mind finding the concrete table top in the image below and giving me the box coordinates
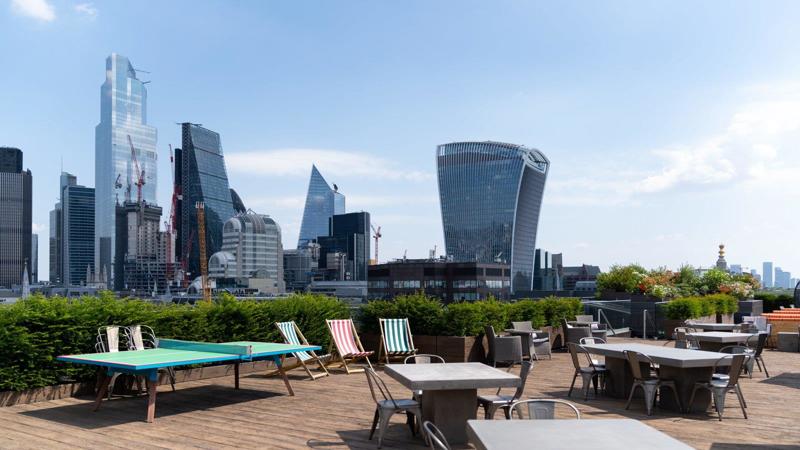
[466,419,693,450]
[384,362,520,391]
[687,332,755,343]
[689,323,738,331]
[580,343,732,368]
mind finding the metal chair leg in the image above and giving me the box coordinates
[368,408,379,440]
[568,371,578,397]
[735,385,748,418]
[687,385,699,414]
[625,383,639,410]
[376,409,392,448]
[712,387,726,421]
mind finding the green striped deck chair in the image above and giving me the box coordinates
[378,318,417,364]
[275,321,329,380]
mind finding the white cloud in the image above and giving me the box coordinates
[31,223,47,234]
[226,149,434,182]
[73,2,97,19]
[11,0,55,22]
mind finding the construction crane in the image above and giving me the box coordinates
[127,135,146,204]
[371,224,382,264]
[196,202,211,302]
[164,144,178,284]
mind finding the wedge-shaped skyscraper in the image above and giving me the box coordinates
[297,165,344,248]
[437,141,549,292]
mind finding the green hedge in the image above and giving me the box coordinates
[754,292,795,313]
[359,294,583,337]
[0,292,349,392]
[662,294,739,321]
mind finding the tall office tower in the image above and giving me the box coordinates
[114,201,168,293]
[95,53,158,285]
[62,182,95,286]
[437,141,549,293]
[317,212,370,281]
[208,212,285,293]
[774,267,790,289]
[297,165,345,248]
[763,262,773,288]
[175,123,235,281]
[0,148,32,288]
[30,234,38,283]
[48,172,77,284]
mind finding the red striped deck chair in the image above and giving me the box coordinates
[326,319,374,374]
[377,318,417,364]
[275,321,329,380]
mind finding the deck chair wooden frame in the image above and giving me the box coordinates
[273,321,330,380]
[377,318,418,364]
[326,319,374,374]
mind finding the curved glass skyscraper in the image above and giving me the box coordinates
[436,141,549,292]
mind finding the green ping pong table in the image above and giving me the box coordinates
[58,339,321,423]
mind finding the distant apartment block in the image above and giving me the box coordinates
[763,262,773,288]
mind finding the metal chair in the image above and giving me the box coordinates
[719,345,754,380]
[745,333,770,378]
[688,354,748,421]
[674,327,700,350]
[567,343,607,400]
[477,361,534,419]
[484,326,523,367]
[95,326,123,399]
[509,399,581,420]
[125,325,176,392]
[562,318,593,347]
[404,354,445,364]
[578,337,606,367]
[365,368,423,448]
[623,350,682,415]
[422,421,451,450]
[511,322,551,360]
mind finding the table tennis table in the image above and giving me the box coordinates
[58,339,321,423]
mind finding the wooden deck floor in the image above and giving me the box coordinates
[1,337,798,449]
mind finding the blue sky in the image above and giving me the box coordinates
[3,0,800,281]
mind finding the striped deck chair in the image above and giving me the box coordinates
[275,321,330,380]
[326,319,374,374]
[377,318,417,364]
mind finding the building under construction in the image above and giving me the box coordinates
[114,200,171,294]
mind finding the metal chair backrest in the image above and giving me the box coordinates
[624,350,654,381]
[423,421,451,450]
[567,343,593,370]
[714,354,746,387]
[364,368,398,408]
[575,315,594,323]
[747,333,767,357]
[96,326,121,353]
[509,361,533,400]
[484,325,497,361]
[511,321,534,331]
[125,325,158,350]
[510,399,581,420]
[404,354,445,364]
[579,337,606,345]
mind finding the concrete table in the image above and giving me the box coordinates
[687,332,755,351]
[384,363,519,444]
[689,323,738,332]
[581,343,732,412]
[466,419,693,450]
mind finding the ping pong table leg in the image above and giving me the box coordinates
[93,373,110,411]
[273,355,294,396]
[234,362,240,390]
[146,371,158,423]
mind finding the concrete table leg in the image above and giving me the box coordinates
[421,389,477,444]
[658,366,712,412]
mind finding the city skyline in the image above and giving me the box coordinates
[3,2,800,281]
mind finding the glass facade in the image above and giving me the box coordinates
[178,123,235,279]
[0,148,32,288]
[437,141,549,293]
[317,212,370,281]
[62,185,95,286]
[297,165,345,248]
[95,54,158,282]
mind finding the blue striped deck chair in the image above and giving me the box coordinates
[378,318,418,364]
[275,321,329,380]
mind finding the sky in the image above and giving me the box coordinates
[2,0,800,282]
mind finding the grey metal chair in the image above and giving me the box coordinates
[511,322,552,360]
[719,345,754,380]
[404,354,445,364]
[365,368,423,448]
[484,326,523,367]
[95,326,124,400]
[688,354,748,421]
[422,421,451,450]
[745,333,769,378]
[567,343,607,400]
[624,350,682,415]
[477,361,534,419]
[125,325,176,391]
[579,337,606,367]
[562,318,593,347]
[509,399,581,420]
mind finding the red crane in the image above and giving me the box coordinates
[127,135,146,204]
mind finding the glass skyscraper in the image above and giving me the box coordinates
[436,141,549,293]
[297,165,345,248]
[94,54,157,282]
[176,123,235,280]
[63,183,95,286]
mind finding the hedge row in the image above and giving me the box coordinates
[359,293,583,336]
[661,294,739,321]
[754,292,795,313]
[0,292,349,391]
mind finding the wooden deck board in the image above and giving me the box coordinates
[0,337,798,449]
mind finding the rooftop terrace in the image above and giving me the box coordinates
[0,337,798,449]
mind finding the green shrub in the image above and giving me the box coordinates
[507,300,546,329]
[755,292,795,313]
[538,296,583,327]
[596,264,647,293]
[663,298,702,320]
[0,293,349,392]
[662,294,738,321]
[359,293,445,336]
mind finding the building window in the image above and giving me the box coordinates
[486,279,505,289]
[369,280,388,289]
[393,280,421,289]
[424,279,446,288]
[453,279,484,288]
